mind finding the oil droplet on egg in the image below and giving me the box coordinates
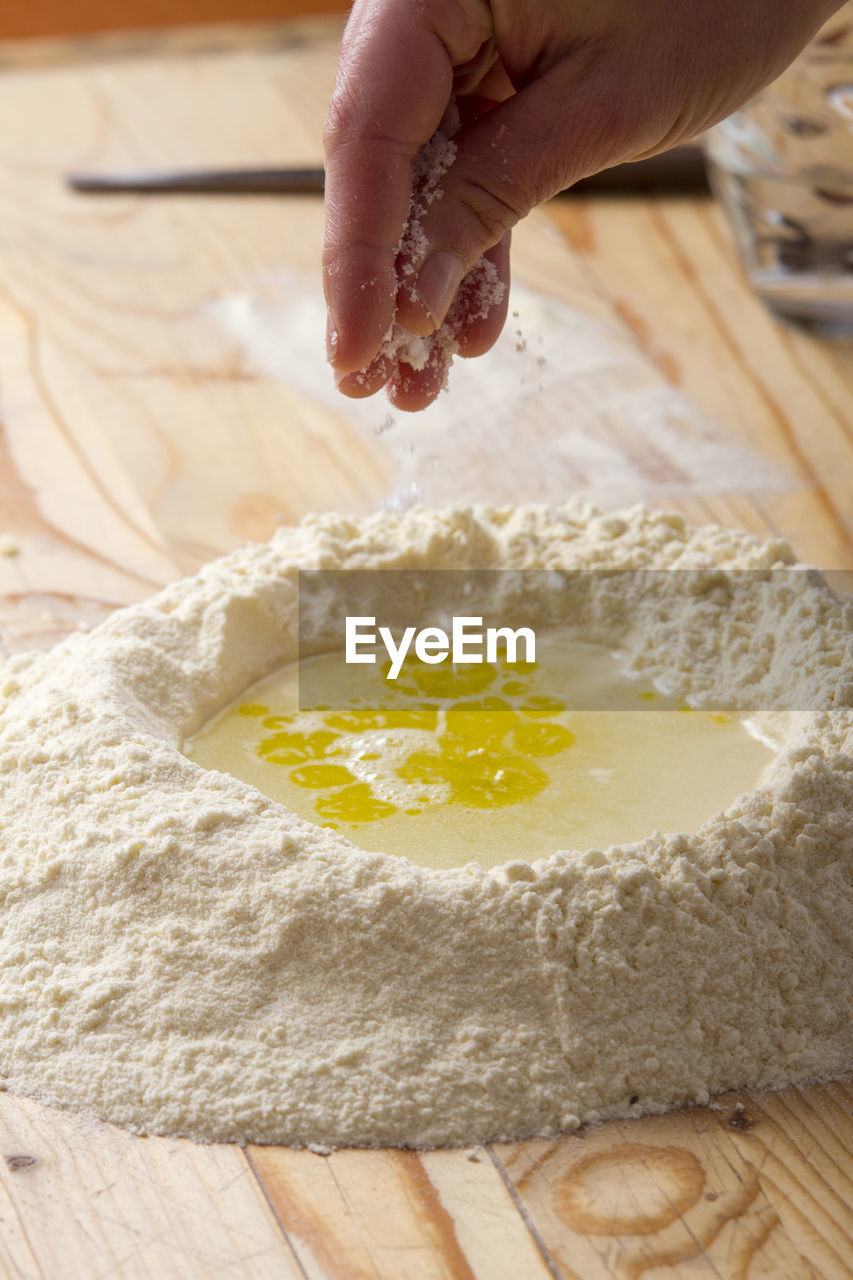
[184,636,778,870]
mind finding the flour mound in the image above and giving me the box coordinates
[0,503,851,1148]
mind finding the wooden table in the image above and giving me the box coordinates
[0,18,851,1279]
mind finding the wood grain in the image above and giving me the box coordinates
[0,17,851,1279]
[495,1081,853,1280]
[248,1144,556,1279]
[547,198,853,568]
[0,1095,297,1279]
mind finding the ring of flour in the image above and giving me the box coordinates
[0,502,851,1147]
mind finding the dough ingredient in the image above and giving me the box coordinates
[185,637,777,869]
[0,503,851,1147]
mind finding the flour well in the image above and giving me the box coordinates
[185,637,778,871]
[0,503,851,1148]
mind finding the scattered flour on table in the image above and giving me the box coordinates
[208,272,791,507]
[0,503,851,1148]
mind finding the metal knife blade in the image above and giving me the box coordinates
[67,166,326,194]
[66,147,708,197]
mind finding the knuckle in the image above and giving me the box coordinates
[453,177,525,252]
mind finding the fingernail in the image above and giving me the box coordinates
[325,310,338,363]
[416,252,464,328]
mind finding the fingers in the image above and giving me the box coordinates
[325,8,653,407]
[366,237,510,413]
[400,42,653,336]
[322,0,491,373]
[335,349,395,399]
[327,0,842,410]
[454,235,510,359]
[387,350,452,412]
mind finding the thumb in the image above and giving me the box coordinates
[396,44,658,335]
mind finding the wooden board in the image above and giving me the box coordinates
[0,18,852,1278]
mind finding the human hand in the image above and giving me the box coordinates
[323,0,841,410]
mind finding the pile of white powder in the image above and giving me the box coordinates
[0,502,850,1147]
